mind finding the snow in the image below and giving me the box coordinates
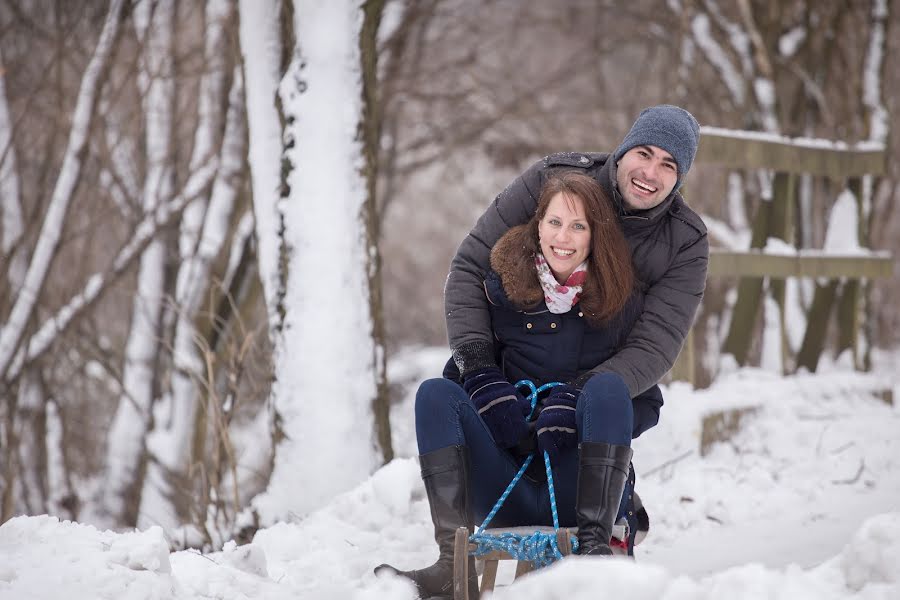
[238,0,285,331]
[823,190,863,254]
[691,13,746,104]
[779,26,806,58]
[2,348,899,599]
[700,126,886,152]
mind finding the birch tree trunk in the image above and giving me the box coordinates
[101,0,177,527]
[238,0,287,337]
[0,42,27,522]
[0,44,26,295]
[140,0,237,531]
[251,0,380,521]
[12,370,46,514]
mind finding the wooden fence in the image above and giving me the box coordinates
[671,128,894,386]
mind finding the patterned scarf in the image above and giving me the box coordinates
[534,253,587,314]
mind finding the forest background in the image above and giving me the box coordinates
[0,0,897,549]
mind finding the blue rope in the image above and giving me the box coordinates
[468,380,579,568]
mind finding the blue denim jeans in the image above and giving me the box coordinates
[414,373,633,528]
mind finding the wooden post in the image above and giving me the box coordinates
[454,527,469,600]
[796,280,839,372]
[768,172,796,373]
[835,280,860,364]
[670,328,695,386]
[721,195,770,365]
[832,177,864,369]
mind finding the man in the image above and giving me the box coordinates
[446,104,708,401]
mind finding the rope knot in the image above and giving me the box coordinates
[468,380,579,566]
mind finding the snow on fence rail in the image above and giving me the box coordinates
[697,126,886,176]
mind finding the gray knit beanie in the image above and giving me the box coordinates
[613,104,700,192]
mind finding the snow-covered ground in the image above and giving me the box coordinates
[2,348,899,599]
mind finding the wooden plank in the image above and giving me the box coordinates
[695,130,886,177]
[454,527,469,600]
[721,200,770,366]
[670,327,695,385]
[467,549,512,562]
[556,528,573,556]
[796,280,839,372]
[836,280,861,365]
[480,560,498,593]
[709,250,894,278]
[769,173,795,373]
[514,559,533,579]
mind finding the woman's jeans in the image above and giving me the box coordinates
[415,373,633,528]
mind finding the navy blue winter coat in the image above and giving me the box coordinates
[444,270,664,439]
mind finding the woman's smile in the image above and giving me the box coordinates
[538,192,591,283]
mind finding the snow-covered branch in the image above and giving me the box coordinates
[5,160,219,384]
[690,12,746,105]
[0,0,126,381]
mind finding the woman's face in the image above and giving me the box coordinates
[538,192,591,284]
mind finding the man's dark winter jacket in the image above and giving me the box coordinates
[445,152,709,398]
[443,270,664,439]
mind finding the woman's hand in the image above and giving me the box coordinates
[462,367,530,448]
[535,385,579,462]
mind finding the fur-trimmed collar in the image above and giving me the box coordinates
[489,224,543,309]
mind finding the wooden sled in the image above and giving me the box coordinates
[451,525,576,600]
[451,517,644,599]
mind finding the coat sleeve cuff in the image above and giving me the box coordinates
[451,341,497,379]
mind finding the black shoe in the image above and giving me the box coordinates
[575,441,633,556]
[375,445,479,599]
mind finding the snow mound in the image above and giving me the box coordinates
[491,512,900,599]
[837,512,900,590]
[0,515,177,598]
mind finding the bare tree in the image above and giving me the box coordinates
[0,0,128,523]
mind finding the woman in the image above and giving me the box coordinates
[377,172,664,599]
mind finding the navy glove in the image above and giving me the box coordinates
[462,367,530,448]
[535,384,579,463]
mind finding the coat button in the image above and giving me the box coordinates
[550,322,557,329]
[526,323,533,329]
[578,312,583,317]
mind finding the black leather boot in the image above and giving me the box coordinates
[375,445,479,599]
[575,441,634,556]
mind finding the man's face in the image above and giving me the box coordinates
[615,145,678,211]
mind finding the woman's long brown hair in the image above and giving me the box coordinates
[490,171,634,326]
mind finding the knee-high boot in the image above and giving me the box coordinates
[575,441,633,556]
[375,445,479,599]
